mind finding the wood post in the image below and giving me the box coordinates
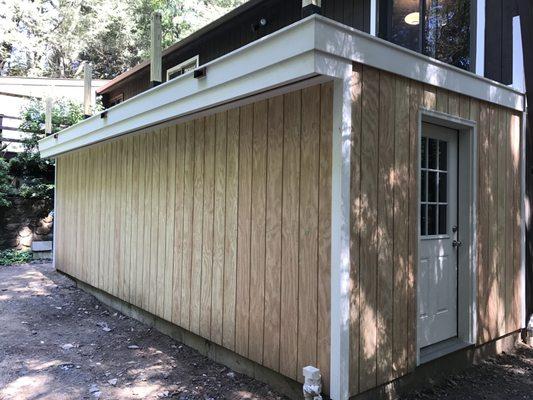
[302,0,321,17]
[45,97,53,136]
[83,63,93,118]
[150,12,162,87]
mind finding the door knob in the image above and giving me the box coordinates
[452,240,462,248]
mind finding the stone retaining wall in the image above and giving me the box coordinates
[0,196,53,251]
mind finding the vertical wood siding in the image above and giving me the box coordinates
[349,63,523,396]
[55,83,333,389]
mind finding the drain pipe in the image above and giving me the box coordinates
[303,366,323,400]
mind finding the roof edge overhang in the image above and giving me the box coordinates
[95,0,269,95]
[39,14,525,159]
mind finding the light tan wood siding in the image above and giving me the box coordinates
[54,83,333,388]
[349,64,523,396]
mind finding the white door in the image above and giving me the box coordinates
[418,123,459,349]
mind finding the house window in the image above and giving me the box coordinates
[379,0,471,70]
[166,56,199,81]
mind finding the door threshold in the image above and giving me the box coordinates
[419,337,473,364]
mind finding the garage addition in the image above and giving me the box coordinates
[39,3,526,400]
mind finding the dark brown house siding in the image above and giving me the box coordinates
[101,0,371,107]
[484,0,519,84]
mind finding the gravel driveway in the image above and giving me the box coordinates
[1,262,532,400]
[0,262,287,400]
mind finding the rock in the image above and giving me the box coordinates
[18,235,32,248]
[35,226,51,235]
[18,227,32,238]
[61,343,74,350]
[59,363,75,371]
[89,384,100,393]
[108,378,117,386]
[97,322,112,332]
[128,345,140,349]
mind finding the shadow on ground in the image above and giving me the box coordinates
[0,262,287,400]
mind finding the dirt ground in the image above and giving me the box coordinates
[399,343,533,400]
[1,262,533,400]
[0,262,288,400]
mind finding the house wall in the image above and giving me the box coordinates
[102,0,371,106]
[54,82,333,391]
[484,0,518,84]
[347,63,523,396]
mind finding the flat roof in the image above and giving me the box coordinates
[40,15,525,159]
[96,0,267,95]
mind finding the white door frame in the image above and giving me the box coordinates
[416,109,478,365]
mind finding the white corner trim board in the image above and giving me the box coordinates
[521,110,527,328]
[475,0,485,77]
[39,14,525,158]
[329,72,353,400]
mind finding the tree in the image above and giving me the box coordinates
[0,0,246,79]
[6,98,85,205]
[0,159,13,208]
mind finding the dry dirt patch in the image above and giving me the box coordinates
[0,262,287,400]
[1,262,533,400]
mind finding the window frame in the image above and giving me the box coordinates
[166,55,200,81]
[377,0,476,72]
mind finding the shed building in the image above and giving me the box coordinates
[39,1,528,399]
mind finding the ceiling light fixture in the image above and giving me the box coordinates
[405,11,420,25]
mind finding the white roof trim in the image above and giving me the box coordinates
[314,15,525,110]
[39,14,525,158]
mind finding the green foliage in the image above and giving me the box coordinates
[1,98,85,205]
[0,158,14,208]
[0,249,33,266]
[19,98,85,140]
[1,0,246,79]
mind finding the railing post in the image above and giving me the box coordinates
[150,11,162,87]
[302,0,321,17]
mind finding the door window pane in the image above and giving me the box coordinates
[438,172,447,202]
[421,170,427,202]
[420,134,451,237]
[438,204,447,234]
[427,171,437,202]
[428,138,438,169]
[438,140,447,170]
[421,137,427,168]
[421,204,427,235]
[427,204,437,235]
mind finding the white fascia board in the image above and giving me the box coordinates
[313,16,525,111]
[39,17,318,158]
